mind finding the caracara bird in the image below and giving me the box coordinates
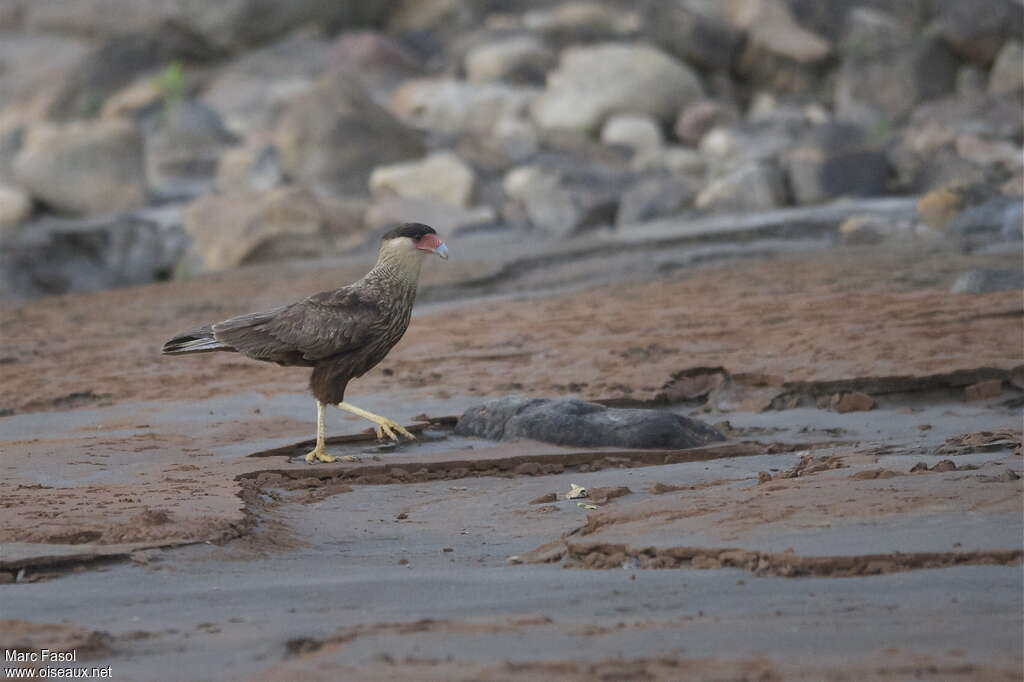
[162,223,448,463]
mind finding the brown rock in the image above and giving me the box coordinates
[849,469,901,480]
[932,460,958,472]
[587,486,631,505]
[831,392,875,413]
[184,186,345,272]
[910,462,930,473]
[965,379,1002,401]
[757,471,773,484]
[528,492,557,505]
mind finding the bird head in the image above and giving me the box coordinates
[380,222,449,261]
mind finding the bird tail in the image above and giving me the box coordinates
[162,325,233,355]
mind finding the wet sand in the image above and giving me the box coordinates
[1,239,1021,680]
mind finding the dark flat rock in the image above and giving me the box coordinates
[454,396,724,449]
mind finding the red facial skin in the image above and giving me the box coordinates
[415,233,443,253]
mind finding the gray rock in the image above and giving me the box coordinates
[948,196,1024,252]
[0,32,90,113]
[142,99,238,201]
[617,175,694,227]
[330,31,424,96]
[13,119,147,216]
[272,70,424,197]
[15,0,394,50]
[522,2,642,42]
[631,146,706,180]
[0,205,187,301]
[695,162,789,213]
[201,28,334,137]
[988,40,1024,95]
[503,161,623,237]
[390,77,538,138]
[699,121,806,176]
[888,93,1024,193]
[731,0,832,95]
[674,99,740,146]
[950,269,1024,294]
[785,123,889,205]
[45,34,168,121]
[647,1,741,72]
[464,34,555,85]
[835,12,958,125]
[530,42,703,134]
[454,396,725,449]
[935,0,1024,65]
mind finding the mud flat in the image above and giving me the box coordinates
[1,241,1022,681]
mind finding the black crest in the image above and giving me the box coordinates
[381,223,436,241]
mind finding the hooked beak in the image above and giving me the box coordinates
[433,242,449,260]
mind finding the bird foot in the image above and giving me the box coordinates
[304,446,337,464]
[373,418,417,442]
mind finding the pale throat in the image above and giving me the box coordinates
[370,240,425,287]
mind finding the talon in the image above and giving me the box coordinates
[304,447,336,464]
[339,455,360,462]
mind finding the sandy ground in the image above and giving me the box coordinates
[1,239,1022,680]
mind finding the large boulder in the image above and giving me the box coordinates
[183,186,358,271]
[934,0,1024,66]
[13,119,147,215]
[784,123,889,204]
[731,0,833,94]
[454,396,725,449]
[329,31,424,95]
[369,151,476,208]
[201,28,335,137]
[522,2,642,42]
[646,1,741,72]
[988,40,1024,95]
[142,99,238,201]
[530,42,703,134]
[390,77,538,137]
[0,32,90,114]
[464,34,555,85]
[0,205,187,301]
[503,161,624,237]
[16,0,395,53]
[835,10,958,126]
[695,162,789,212]
[45,34,169,121]
[272,71,424,197]
[0,183,32,233]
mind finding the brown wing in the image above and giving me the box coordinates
[211,287,385,366]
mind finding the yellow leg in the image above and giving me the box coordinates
[336,401,416,442]
[304,401,336,463]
